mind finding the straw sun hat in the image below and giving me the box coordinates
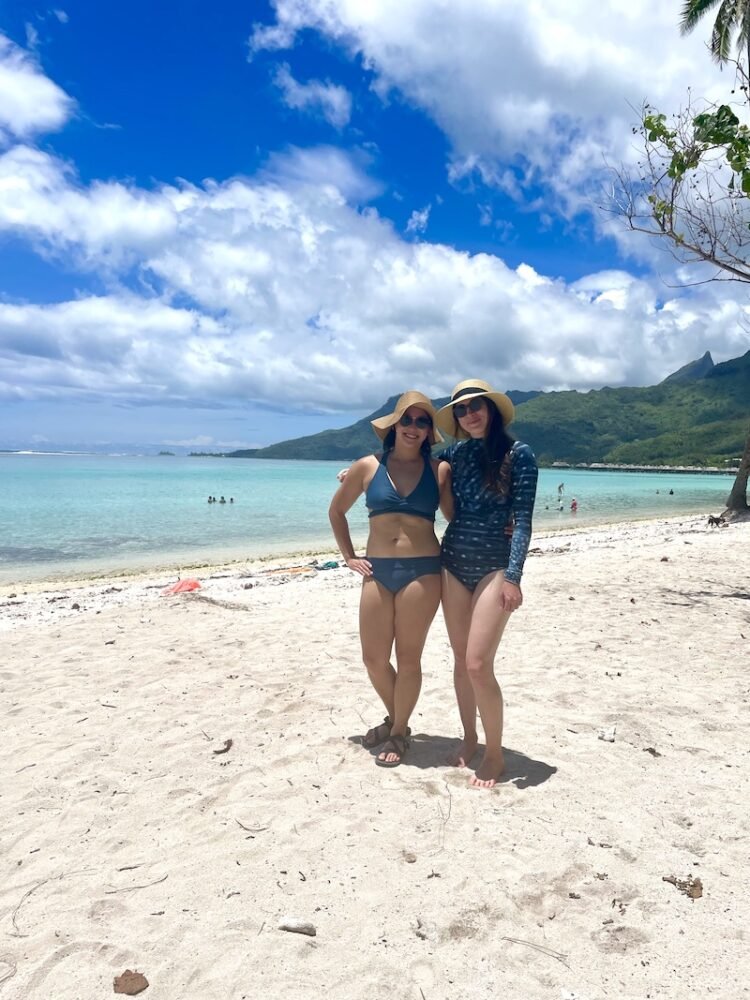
[435,379,515,440]
[370,390,443,445]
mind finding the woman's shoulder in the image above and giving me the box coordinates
[510,441,537,465]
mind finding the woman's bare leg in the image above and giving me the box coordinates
[441,569,479,767]
[465,571,511,788]
[376,574,441,764]
[359,579,396,721]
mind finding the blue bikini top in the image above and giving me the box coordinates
[365,453,439,522]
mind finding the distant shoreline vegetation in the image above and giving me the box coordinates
[188,452,738,474]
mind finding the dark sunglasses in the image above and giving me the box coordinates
[453,397,485,419]
[399,414,432,429]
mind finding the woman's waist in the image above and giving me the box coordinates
[443,519,511,547]
[366,517,440,558]
[450,508,512,527]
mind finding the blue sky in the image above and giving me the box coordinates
[1,0,748,452]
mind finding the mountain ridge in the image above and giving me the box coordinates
[217,351,750,466]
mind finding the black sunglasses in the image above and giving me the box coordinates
[399,414,432,429]
[453,397,485,419]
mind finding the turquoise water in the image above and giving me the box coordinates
[0,454,735,584]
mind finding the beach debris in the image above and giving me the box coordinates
[71,602,80,610]
[213,739,233,755]
[403,851,417,864]
[278,917,316,936]
[236,820,269,835]
[105,640,116,645]
[242,582,254,589]
[568,892,581,899]
[595,873,608,880]
[663,874,703,899]
[315,560,339,570]
[597,726,616,742]
[660,556,669,562]
[161,578,201,595]
[503,937,569,967]
[114,969,149,994]
[643,747,662,757]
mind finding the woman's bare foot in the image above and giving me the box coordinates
[469,750,505,788]
[446,738,479,768]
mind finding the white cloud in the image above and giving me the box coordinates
[0,33,74,142]
[249,0,730,224]
[0,25,747,421]
[273,63,352,128]
[406,205,431,234]
[1,142,748,413]
[52,10,69,24]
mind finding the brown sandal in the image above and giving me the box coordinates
[362,716,391,748]
[375,733,409,768]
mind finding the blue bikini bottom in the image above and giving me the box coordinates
[367,556,442,594]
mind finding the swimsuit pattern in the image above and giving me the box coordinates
[441,439,538,590]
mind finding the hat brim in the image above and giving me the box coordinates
[371,393,443,445]
[435,390,514,439]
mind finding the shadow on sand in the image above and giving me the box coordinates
[348,732,556,788]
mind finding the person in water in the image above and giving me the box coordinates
[435,379,538,788]
[329,391,451,767]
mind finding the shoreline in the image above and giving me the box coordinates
[0,512,734,628]
[0,500,732,591]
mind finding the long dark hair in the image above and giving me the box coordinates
[480,399,515,493]
[383,426,432,458]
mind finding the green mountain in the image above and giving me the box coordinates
[223,352,750,466]
[512,350,749,466]
[227,390,540,462]
[661,350,715,384]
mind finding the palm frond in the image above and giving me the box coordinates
[680,0,724,35]
[711,0,740,62]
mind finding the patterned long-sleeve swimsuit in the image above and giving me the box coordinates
[441,439,538,590]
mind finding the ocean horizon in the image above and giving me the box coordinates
[0,453,735,585]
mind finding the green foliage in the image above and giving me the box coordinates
[225,352,750,467]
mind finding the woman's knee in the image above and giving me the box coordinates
[466,654,496,685]
[362,652,391,675]
[393,653,422,676]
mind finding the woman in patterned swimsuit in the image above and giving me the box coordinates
[435,379,538,789]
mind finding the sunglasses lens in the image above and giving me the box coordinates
[454,397,484,418]
[399,414,432,429]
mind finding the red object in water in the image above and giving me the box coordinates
[161,578,201,595]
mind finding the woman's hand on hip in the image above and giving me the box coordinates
[500,580,523,612]
[346,556,373,577]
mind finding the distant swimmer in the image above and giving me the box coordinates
[669,489,674,495]
[570,498,578,513]
[230,497,234,503]
[219,496,226,504]
[207,496,213,503]
[558,482,564,496]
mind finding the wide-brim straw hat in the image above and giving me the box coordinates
[370,390,443,445]
[435,379,515,439]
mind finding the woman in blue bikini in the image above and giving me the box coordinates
[434,379,538,789]
[329,391,451,767]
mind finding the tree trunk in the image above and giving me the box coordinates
[726,424,750,511]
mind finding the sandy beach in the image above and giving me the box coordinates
[1,514,749,1000]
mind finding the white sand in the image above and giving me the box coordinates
[1,515,749,1000]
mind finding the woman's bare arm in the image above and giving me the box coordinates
[437,459,454,521]
[328,458,374,576]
